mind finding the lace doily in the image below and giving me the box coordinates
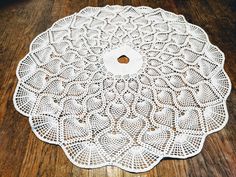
[13,5,231,172]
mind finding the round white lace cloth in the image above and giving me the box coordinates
[13,5,231,172]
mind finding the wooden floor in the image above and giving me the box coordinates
[0,0,236,176]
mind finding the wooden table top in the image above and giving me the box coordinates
[0,0,235,177]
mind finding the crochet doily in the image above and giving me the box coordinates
[13,5,231,172]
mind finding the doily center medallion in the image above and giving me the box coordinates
[13,5,231,173]
[102,45,144,75]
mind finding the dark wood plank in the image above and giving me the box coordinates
[0,0,235,177]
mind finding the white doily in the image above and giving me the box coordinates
[13,5,231,172]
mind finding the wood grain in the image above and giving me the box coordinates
[0,0,236,176]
